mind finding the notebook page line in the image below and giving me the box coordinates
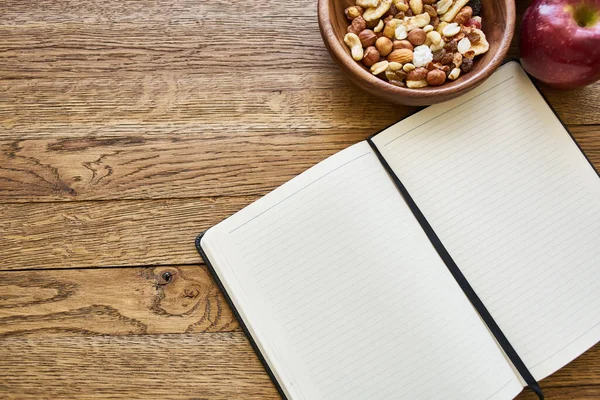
[468,217,595,292]
[237,167,383,254]
[229,151,371,234]
[455,190,591,269]
[247,182,395,281]
[391,88,528,161]
[407,117,545,196]
[383,76,514,146]
[426,148,567,225]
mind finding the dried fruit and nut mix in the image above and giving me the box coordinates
[343,0,488,88]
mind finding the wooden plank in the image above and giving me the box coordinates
[0,0,314,23]
[2,119,599,269]
[0,1,599,127]
[0,126,368,202]
[515,386,600,400]
[0,266,238,336]
[0,197,247,270]
[0,73,415,138]
[0,333,280,399]
[0,124,598,203]
[0,332,597,398]
[0,266,598,389]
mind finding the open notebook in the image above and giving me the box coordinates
[196,62,600,400]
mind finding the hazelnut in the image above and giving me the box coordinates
[406,66,428,81]
[426,61,436,71]
[407,28,427,46]
[362,46,381,67]
[345,6,364,20]
[387,48,414,64]
[348,16,367,34]
[426,69,446,86]
[453,6,473,25]
[359,29,378,47]
[393,40,414,50]
[376,37,394,57]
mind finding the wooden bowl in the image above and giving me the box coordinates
[318,0,516,106]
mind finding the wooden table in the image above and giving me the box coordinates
[0,1,598,399]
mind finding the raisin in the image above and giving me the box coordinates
[445,40,458,53]
[432,49,446,62]
[460,57,474,73]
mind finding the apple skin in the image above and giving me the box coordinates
[520,0,600,89]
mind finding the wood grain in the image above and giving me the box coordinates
[0,265,599,393]
[1,0,599,398]
[516,387,600,400]
[0,197,250,270]
[0,333,597,399]
[0,124,598,203]
[0,333,280,399]
[0,266,238,337]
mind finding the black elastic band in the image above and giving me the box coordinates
[367,138,544,400]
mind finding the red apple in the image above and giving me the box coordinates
[520,0,600,89]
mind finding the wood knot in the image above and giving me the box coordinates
[183,288,200,299]
[156,269,177,285]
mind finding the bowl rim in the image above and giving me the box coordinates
[317,0,516,101]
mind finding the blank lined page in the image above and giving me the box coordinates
[372,61,600,381]
[202,141,521,400]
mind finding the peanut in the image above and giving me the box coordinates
[442,0,470,22]
[363,0,393,21]
[406,79,428,88]
[409,0,423,15]
[370,60,390,75]
[344,32,364,61]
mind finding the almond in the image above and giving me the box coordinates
[387,48,414,64]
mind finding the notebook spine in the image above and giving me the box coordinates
[367,138,544,400]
